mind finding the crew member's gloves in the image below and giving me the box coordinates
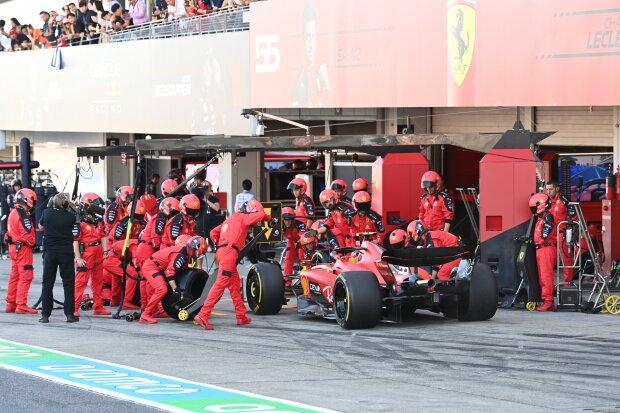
[173,287,185,295]
[268,218,278,228]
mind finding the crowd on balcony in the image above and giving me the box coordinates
[0,0,254,52]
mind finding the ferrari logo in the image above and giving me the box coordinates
[447,0,476,87]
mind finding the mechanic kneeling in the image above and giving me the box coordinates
[407,219,461,280]
[139,235,206,324]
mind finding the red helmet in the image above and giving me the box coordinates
[161,179,178,197]
[330,179,348,197]
[421,171,441,189]
[287,178,307,195]
[282,207,295,220]
[389,229,408,248]
[299,232,318,249]
[319,189,336,206]
[116,186,134,203]
[127,199,146,218]
[352,178,369,193]
[186,235,207,257]
[352,191,371,212]
[15,188,37,209]
[529,193,551,215]
[407,219,428,245]
[175,234,192,247]
[180,194,200,217]
[159,197,180,216]
[242,199,264,214]
[81,192,103,207]
[310,220,325,231]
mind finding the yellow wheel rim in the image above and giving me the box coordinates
[605,295,620,315]
[178,310,189,321]
[526,301,536,311]
[600,294,610,314]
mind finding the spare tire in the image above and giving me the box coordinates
[457,263,498,321]
[162,268,208,321]
[246,262,285,315]
[334,271,382,329]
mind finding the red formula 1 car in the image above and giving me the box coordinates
[245,240,499,329]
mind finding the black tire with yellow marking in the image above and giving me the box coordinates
[334,271,382,329]
[246,262,285,315]
[457,263,498,321]
[162,268,208,321]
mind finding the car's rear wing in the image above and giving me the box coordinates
[381,246,470,267]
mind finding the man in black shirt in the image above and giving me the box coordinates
[38,193,79,323]
[190,171,222,251]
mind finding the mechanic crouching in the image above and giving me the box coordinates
[529,193,557,312]
[140,235,206,324]
[194,200,273,331]
[407,219,461,280]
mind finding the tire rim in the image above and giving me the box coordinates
[334,283,348,321]
[247,271,260,309]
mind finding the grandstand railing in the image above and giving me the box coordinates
[106,6,250,44]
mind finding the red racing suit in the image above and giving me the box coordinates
[141,245,191,317]
[107,216,144,246]
[103,239,139,307]
[534,212,557,306]
[295,195,315,227]
[282,219,306,275]
[4,206,36,309]
[350,209,385,244]
[419,191,454,231]
[422,230,461,280]
[160,214,196,248]
[140,193,158,222]
[197,209,269,321]
[324,202,356,247]
[73,218,106,312]
[134,212,167,269]
[549,193,576,283]
[104,199,126,235]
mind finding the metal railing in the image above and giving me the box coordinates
[106,7,249,44]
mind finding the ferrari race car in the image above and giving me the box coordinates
[246,240,498,329]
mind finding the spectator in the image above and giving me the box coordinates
[68,13,86,45]
[207,0,224,11]
[40,11,56,44]
[0,20,12,51]
[17,25,32,50]
[129,0,149,25]
[234,179,256,212]
[68,3,79,16]
[148,173,161,197]
[110,4,125,31]
[152,1,169,21]
[167,0,187,21]
[122,9,132,28]
[103,0,121,12]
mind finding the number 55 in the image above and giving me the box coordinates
[255,35,280,73]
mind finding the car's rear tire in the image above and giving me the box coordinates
[246,262,285,315]
[162,268,208,321]
[334,271,382,329]
[458,263,498,321]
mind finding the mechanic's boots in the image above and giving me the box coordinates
[139,313,157,324]
[93,306,111,316]
[123,301,140,310]
[193,314,214,330]
[536,302,554,312]
[5,303,16,313]
[73,311,80,318]
[237,316,252,326]
[15,305,38,314]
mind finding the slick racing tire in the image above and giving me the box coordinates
[334,271,382,329]
[457,263,498,321]
[162,268,208,321]
[246,262,285,315]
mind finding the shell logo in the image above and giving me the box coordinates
[362,196,368,202]
[390,233,396,240]
[222,224,228,233]
[193,201,199,207]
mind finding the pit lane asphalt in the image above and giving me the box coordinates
[1,252,620,413]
